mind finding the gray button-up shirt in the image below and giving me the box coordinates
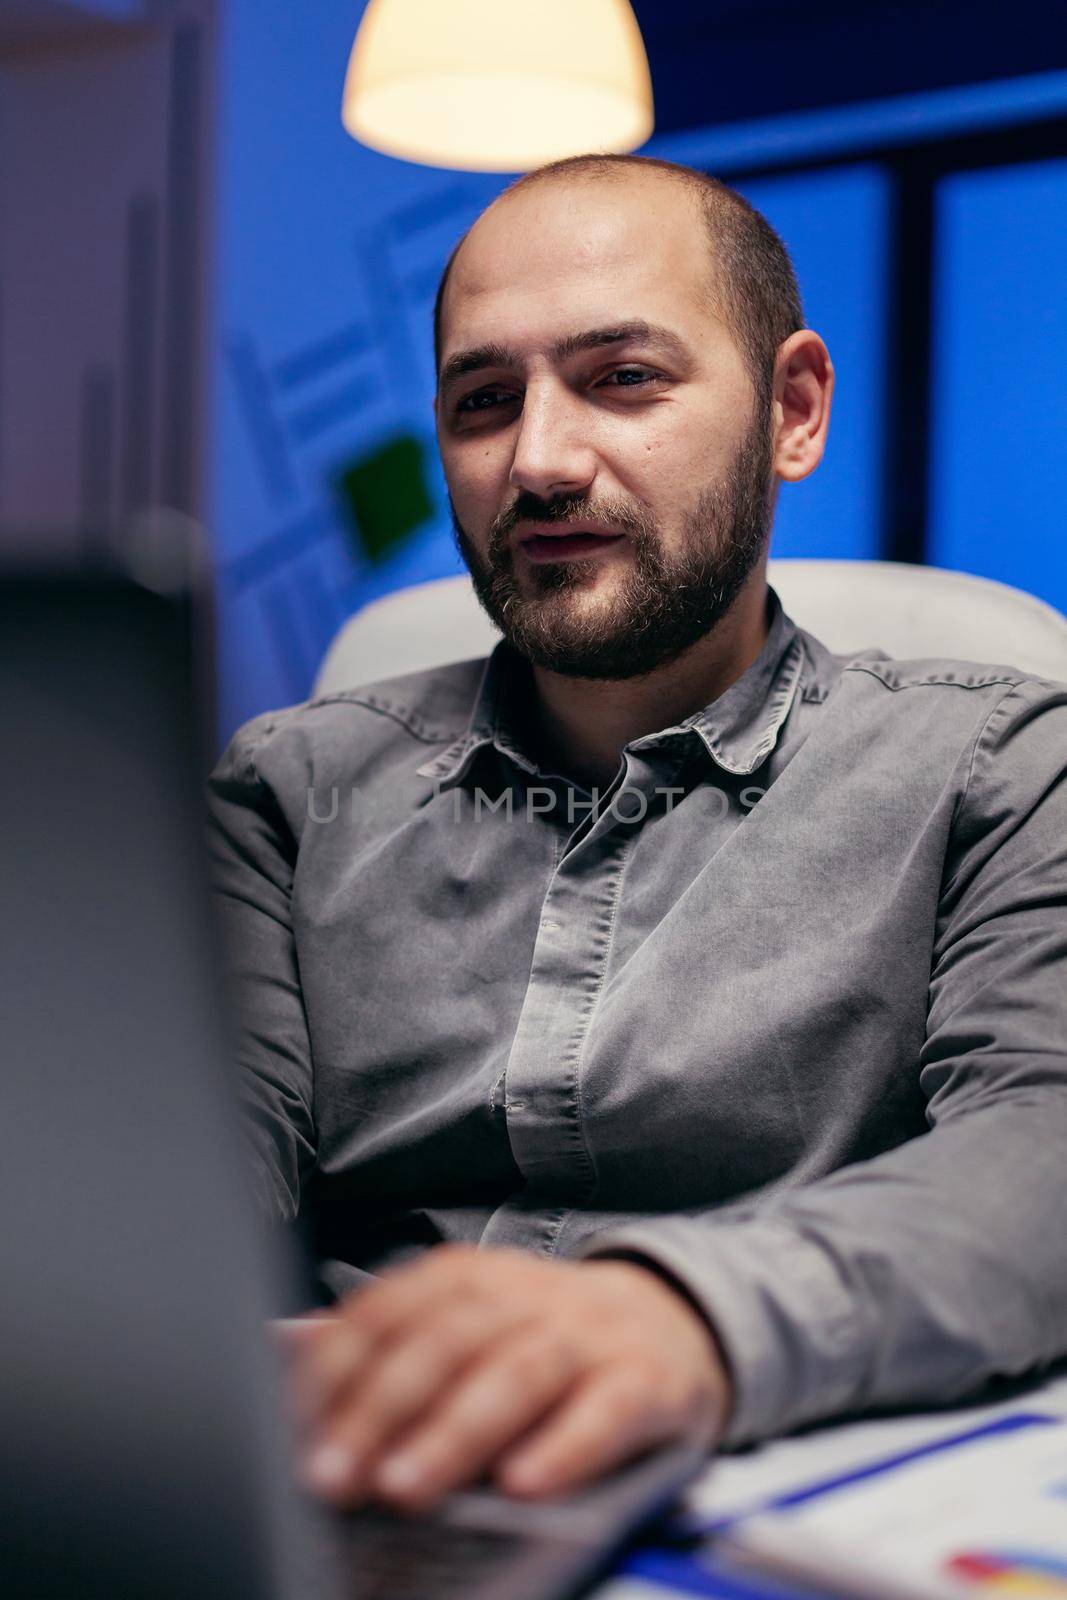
[207,585,1067,1447]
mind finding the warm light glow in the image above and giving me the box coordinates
[341,0,654,172]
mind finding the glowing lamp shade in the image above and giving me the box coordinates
[341,0,654,172]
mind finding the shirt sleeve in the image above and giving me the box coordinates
[569,676,1067,1447]
[205,715,316,1223]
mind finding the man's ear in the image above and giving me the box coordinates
[772,331,834,485]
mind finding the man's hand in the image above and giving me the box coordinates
[278,1242,732,1513]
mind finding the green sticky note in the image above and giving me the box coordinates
[333,433,434,564]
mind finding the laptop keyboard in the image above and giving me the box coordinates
[340,1507,533,1599]
[288,1440,710,1600]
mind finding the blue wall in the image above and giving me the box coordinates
[738,166,890,563]
[928,155,1067,612]
[211,0,494,736]
[207,1,1067,742]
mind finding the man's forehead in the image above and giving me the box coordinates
[440,177,715,366]
[453,175,705,292]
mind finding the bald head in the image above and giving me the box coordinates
[434,153,803,419]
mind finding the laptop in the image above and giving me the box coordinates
[0,537,708,1600]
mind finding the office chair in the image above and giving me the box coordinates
[314,560,1067,695]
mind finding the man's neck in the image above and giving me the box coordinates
[525,577,773,793]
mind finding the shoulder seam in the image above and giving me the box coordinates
[244,690,463,749]
[307,691,463,746]
[233,715,280,788]
[958,680,1027,826]
[843,661,1026,693]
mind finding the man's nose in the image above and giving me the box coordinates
[508,383,597,502]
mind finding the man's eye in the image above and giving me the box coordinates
[455,389,515,414]
[601,367,660,388]
[454,368,661,415]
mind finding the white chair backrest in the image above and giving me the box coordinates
[314,559,1067,696]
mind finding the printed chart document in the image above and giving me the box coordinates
[593,1373,1067,1600]
[720,1408,1067,1599]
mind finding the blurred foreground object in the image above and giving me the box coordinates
[0,532,321,1599]
[341,0,654,171]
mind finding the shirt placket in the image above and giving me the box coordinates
[480,747,688,1251]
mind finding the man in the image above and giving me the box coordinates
[208,153,1067,1518]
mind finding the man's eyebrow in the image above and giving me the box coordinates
[438,320,691,393]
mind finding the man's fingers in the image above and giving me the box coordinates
[289,1248,480,1428]
[494,1365,687,1499]
[282,1247,731,1516]
[364,1329,586,1510]
[299,1299,538,1498]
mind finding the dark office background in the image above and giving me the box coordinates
[2,0,1066,741]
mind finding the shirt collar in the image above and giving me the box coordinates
[415,584,805,790]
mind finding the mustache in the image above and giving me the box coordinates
[491,495,653,548]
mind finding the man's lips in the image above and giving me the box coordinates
[516,522,627,562]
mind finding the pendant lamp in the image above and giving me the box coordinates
[341,0,654,172]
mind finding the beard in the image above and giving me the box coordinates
[449,403,776,681]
